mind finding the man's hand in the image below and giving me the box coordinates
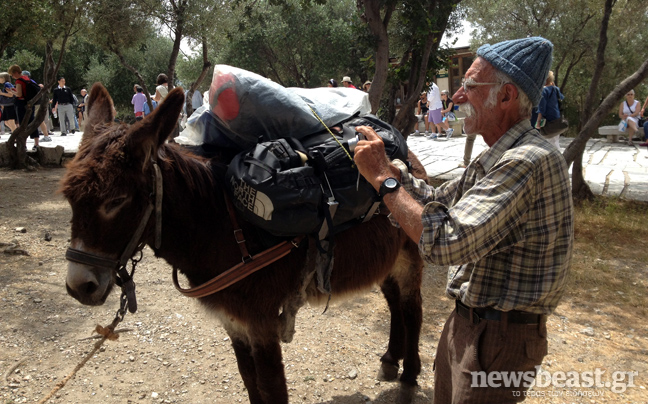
[353,126,397,191]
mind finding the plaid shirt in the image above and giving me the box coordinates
[393,121,573,314]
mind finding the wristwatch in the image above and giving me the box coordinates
[378,177,401,198]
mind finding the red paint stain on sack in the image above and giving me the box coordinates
[211,73,240,121]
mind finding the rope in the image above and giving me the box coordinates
[37,289,132,404]
[307,105,355,165]
[36,319,126,404]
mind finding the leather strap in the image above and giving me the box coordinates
[223,193,252,262]
[172,235,304,298]
[66,248,120,270]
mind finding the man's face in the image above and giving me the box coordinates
[59,78,66,87]
[81,90,86,96]
[451,58,503,145]
[342,81,350,88]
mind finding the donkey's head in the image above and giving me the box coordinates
[61,83,184,306]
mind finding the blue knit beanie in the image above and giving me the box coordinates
[476,37,553,107]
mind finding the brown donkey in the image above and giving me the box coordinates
[62,83,424,404]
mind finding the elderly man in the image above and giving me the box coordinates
[354,37,573,402]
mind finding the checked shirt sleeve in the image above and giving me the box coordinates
[420,158,535,267]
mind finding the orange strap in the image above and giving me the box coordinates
[172,235,304,298]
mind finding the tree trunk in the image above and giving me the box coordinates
[111,46,155,111]
[166,0,188,91]
[563,0,615,201]
[562,57,648,201]
[579,0,614,128]
[7,41,61,169]
[185,36,212,117]
[358,0,395,114]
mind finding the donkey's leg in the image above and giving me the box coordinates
[230,336,266,404]
[394,242,424,404]
[249,335,289,404]
[378,275,405,381]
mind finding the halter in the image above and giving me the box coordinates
[65,153,164,314]
[65,149,304,310]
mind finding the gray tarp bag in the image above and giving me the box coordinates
[203,65,371,149]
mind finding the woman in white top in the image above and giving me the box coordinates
[619,89,641,145]
[154,73,169,103]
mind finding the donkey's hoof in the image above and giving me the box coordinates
[397,382,416,404]
[377,362,399,381]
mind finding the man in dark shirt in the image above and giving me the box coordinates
[52,77,75,136]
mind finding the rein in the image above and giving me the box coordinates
[65,154,164,314]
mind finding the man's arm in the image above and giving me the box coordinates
[51,88,59,108]
[353,126,424,243]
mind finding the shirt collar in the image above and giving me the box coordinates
[476,120,535,173]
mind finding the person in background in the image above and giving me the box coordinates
[639,94,648,147]
[132,85,146,121]
[327,79,338,88]
[536,71,565,149]
[154,73,169,103]
[19,71,53,141]
[426,81,443,139]
[0,72,18,137]
[52,77,76,136]
[619,89,641,146]
[8,65,41,149]
[440,89,455,139]
[354,37,572,403]
[341,76,356,89]
[77,88,88,129]
[142,95,158,117]
[363,81,372,92]
[183,88,203,118]
[413,92,429,136]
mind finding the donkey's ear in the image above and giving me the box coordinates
[130,87,185,149]
[82,83,115,141]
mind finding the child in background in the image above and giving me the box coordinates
[132,85,147,121]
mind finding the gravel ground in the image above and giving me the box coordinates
[1,167,647,404]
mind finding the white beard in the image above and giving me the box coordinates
[460,102,475,117]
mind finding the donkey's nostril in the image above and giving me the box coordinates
[82,281,99,296]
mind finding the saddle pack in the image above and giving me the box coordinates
[225,114,408,238]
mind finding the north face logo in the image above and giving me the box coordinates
[230,177,274,221]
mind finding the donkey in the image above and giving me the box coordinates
[62,83,424,404]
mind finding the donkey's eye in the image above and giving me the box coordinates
[104,197,128,214]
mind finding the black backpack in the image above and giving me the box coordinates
[16,77,42,103]
[226,115,409,237]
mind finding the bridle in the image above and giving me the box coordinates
[65,154,164,314]
[64,148,304,312]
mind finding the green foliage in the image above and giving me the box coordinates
[222,0,362,87]
[0,49,42,72]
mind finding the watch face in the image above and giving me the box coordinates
[384,178,398,188]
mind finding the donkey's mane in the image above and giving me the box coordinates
[60,122,225,205]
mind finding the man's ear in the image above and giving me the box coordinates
[500,83,520,111]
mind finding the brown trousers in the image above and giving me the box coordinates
[434,309,548,404]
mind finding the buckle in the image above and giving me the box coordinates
[233,229,246,244]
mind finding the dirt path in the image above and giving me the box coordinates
[0,167,646,404]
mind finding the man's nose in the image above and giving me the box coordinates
[452,88,467,104]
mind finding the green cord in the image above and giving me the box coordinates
[308,105,355,164]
